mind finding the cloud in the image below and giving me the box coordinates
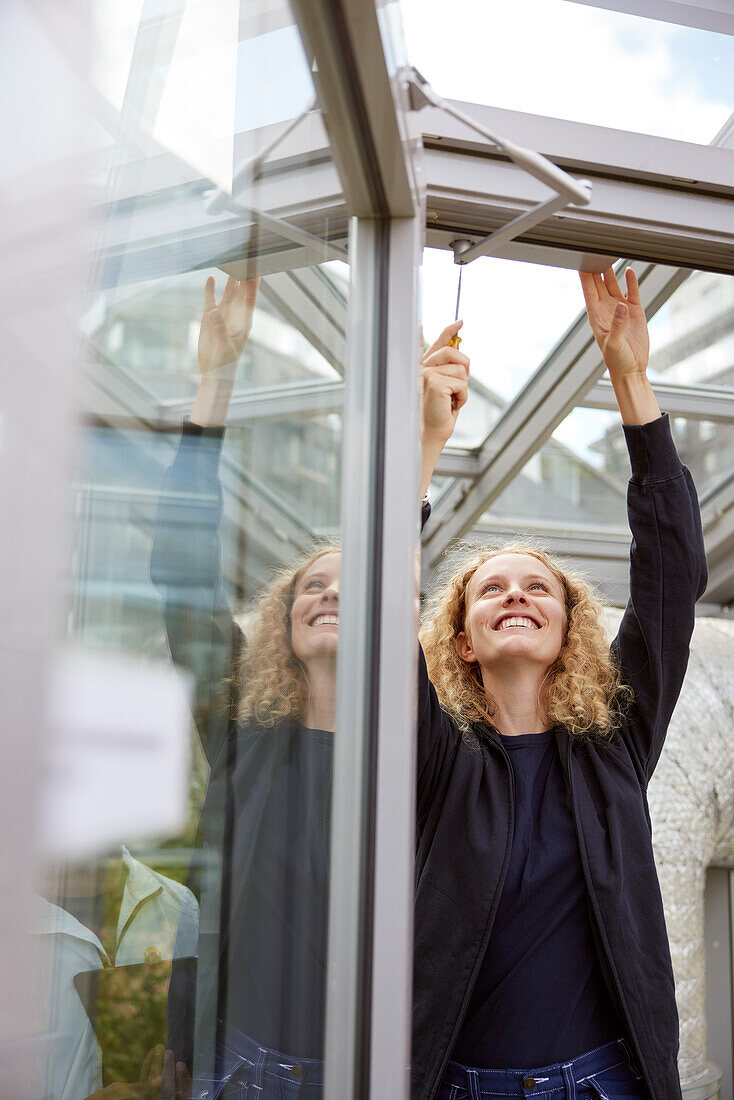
[401,0,731,142]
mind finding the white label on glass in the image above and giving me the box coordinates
[41,650,192,857]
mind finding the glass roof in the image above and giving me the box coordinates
[402,0,733,144]
[484,422,629,531]
[476,404,734,533]
[423,246,734,547]
[566,406,734,500]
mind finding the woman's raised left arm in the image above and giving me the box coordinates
[580,266,708,784]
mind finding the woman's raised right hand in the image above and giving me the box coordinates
[198,275,260,377]
[421,320,470,447]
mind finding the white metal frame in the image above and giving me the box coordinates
[406,69,592,264]
[566,0,734,35]
[422,101,734,273]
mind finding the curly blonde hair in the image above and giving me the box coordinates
[420,542,632,741]
[237,544,340,728]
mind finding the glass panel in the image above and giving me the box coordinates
[558,406,734,500]
[424,256,734,523]
[483,408,629,531]
[402,0,734,144]
[472,402,734,535]
[648,271,734,390]
[33,4,351,1100]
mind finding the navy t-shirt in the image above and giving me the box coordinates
[451,728,625,1070]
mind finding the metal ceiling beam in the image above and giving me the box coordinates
[424,149,734,275]
[94,158,347,288]
[214,379,344,423]
[289,0,414,217]
[431,514,733,615]
[434,449,482,478]
[455,520,632,603]
[100,111,332,204]
[565,0,734,35]
[254,268,347,377]
[422,100,734,195]
[465,520,629,555]
[581,378,734,422]
[703,546,734,608]
[422,261,690,572]
[423,99,734,273]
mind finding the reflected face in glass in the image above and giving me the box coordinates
[290,552,341,665]
[457,553,567,673]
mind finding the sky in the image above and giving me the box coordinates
[398,0,733,143]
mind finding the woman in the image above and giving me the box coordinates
[414,267,707,1100]
[151,274,469,1099]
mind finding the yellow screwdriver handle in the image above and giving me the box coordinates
[448,335,462,349]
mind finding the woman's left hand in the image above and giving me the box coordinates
[579,266,649,380]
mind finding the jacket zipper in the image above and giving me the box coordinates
[565,739,651,1089]
[324,753,334,865]
[427,739,516,1100]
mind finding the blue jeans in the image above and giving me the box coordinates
[190,1022,324,1099]
[437,1037,649,1099]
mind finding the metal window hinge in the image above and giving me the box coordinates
[404,67,592,266]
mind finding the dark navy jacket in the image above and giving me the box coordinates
[413,413,707,1100]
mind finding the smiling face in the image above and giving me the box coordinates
[290,552,341,665]
[456,552,568,675]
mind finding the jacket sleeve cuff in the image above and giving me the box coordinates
[181,418,226,442]
[173,417,226,478]
[622,412,683,484]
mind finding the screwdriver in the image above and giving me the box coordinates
[448,239,473,348]
[449,264,463,349]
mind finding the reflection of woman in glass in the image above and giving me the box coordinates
[415,268,707,1100]
[151,275,468,1100]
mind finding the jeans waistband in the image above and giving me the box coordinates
[441,1037,640,1097]
[192,1021,324,1098]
